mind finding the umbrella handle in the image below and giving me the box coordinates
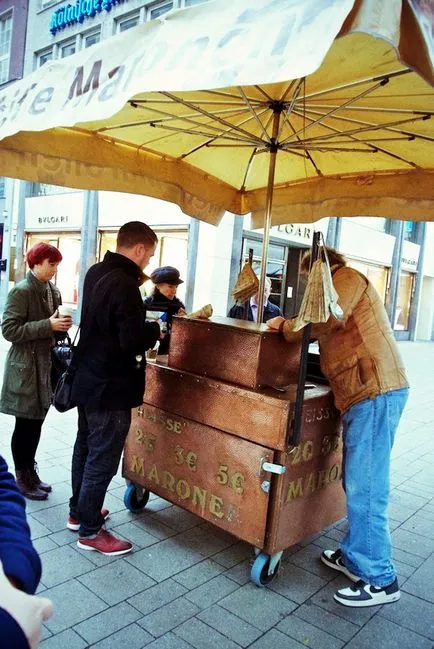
[288,231,321,448]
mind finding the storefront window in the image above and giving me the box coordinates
[394,271,414,331]
[347,259,389,303]
[26,233,81,305]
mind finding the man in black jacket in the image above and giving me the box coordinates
[228,275,282,323]
[69,222,160,556]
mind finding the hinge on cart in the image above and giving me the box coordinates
[261,461,286,475]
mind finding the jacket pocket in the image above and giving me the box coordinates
[8,360,35,397]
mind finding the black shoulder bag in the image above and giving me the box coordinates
[52,327,80,413]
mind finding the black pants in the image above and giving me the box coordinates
[11,417,44,471]
[70,406,131,536]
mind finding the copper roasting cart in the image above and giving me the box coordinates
[122,314,346,587]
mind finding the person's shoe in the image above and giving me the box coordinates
[31,462,52,493]
[77,529,132,556]
[67,508,110,532]
[321,549,359,582]
[15,470,48,501]
[334,578,400,607]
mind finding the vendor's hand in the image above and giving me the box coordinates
[177,308,186,316]
[49,315,73,332]
[267,316,286,331]
[0,562,54,649]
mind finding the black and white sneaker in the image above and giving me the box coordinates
[334,579,400,607]
[321,549,359,582]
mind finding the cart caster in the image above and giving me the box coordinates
[251,552,282,587]
[124,483,150,513]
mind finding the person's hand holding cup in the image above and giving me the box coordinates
[50,307,74,332]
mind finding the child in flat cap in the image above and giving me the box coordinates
[144,266,186,355]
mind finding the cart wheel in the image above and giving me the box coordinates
[251,552,280,587]
[124,484,150,513]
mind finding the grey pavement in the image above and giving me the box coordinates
[0,341,433,649]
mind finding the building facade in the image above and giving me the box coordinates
[1,0,433,340]
[0,0,29,310]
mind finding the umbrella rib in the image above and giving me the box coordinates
[203,88,264,104]
[297,112,431,143]
[159,91,267,144]
[290,109,418,166]
[302,103,434,116]
[300,106,434,143]
[282,78,392,144]
[240,147,259,191]
[300,69,411,101]
[285,115,322,175]
[128,98,252,107]
[148,121,262,145]
[254,85,274,101]
[276,78,304,141]
[281,79,299,102]
[179,107,270,159]
[98,106,252,134]
[238,87,271,143]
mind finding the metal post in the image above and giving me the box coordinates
[257,110,281,322]
[77,190,99,322]
[386,220,404,326]
[14,181,27,283]
[288,230,321,447]
[0,178,15,315]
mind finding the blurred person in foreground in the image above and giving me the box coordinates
[0,454,53,648]
[228,275,282,323]
[0,243,72,501]
[68,222,160,556]
[267,248,409,608]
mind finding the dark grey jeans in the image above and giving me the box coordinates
[69,405,131,536]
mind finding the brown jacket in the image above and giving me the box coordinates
[282,266,409,413]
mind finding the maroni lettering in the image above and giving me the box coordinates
[285,463,342,502]
[130,457,231,520]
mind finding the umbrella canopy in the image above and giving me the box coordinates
[0,0,433,228]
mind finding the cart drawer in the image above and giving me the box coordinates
[123,404,275,547]
[144,362,340,451]
[168,315,301,389]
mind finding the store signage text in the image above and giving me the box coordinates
[50,0,125,36]
[37,216,70,225]
[277,224,313,240]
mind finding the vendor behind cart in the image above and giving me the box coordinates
[267,248,408,609]
[144,266,186,355]
[228,275,282,323]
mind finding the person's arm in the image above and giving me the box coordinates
[268,267,368,340]
[113,283,160,355]
[1,288,52,344]
[0,456,41,595]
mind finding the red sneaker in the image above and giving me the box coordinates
[67,508,110,532]
[77,529,132,556]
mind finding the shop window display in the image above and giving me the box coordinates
[394,271,414,331]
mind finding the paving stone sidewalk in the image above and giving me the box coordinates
[0,341,433,649]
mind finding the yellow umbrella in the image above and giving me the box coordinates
[0,0,433,316]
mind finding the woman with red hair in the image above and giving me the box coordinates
[0,243,72,500]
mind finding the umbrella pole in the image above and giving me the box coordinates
[288,230,321,447]
[256,110,281,321]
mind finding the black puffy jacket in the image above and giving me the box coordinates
[71,251,159,410]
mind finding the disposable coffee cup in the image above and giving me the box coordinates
[58,306,74,319]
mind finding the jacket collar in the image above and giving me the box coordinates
[103,251,147,286]
[26,270,48,294]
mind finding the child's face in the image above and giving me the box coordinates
[157,283,178,300]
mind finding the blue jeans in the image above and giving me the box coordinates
[69,406,131,536]
[340,388,409,587]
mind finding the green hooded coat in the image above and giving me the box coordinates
[0,271,61,419]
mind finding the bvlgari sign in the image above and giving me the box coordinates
[50,0,125,36]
